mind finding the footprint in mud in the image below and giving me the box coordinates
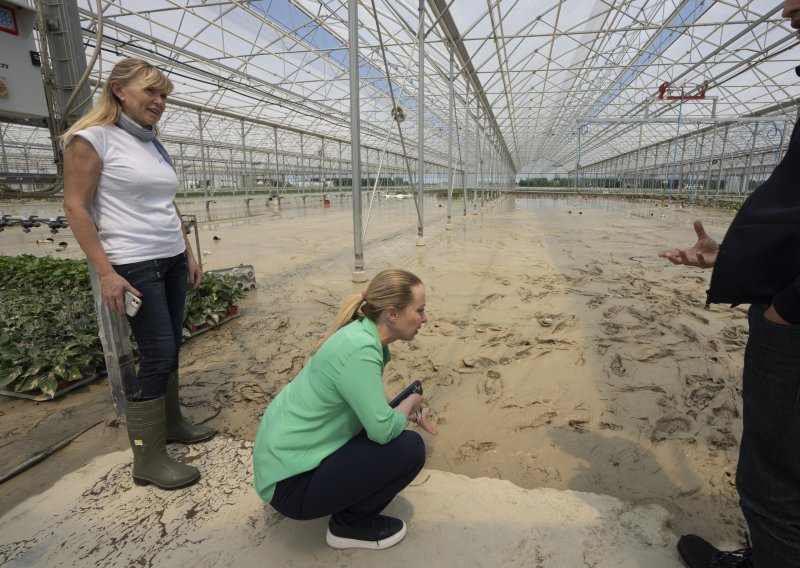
[535,313,577,333]
[603,305,624,318]
[687,310,710,325]
[626,306,656,324]
[514,344,535,359]
[473,293,504,308]
[712,399,739,421]
[522,462,562,484]
[479,370,504,403]
[236,383,272,404]
[567,418,590,433]
[515,410,558,432]
[687,384,724,409]
[707,428,738,449]
[672,323,699,343]
[721,325,748,348]
[552,315,577,333]
[601,320,622,336]
[459,356,498,374]
[517,287,535,303]
[610,353,626,377]
[650,415,692,443]
[587,295,606,309]
[455,440,498,463]
[564,404,592,433]
[428,321,463,337]
[629,345,674,362]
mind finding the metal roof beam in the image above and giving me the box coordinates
[427,0,516,172]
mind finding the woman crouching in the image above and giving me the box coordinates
[252,268,437,549]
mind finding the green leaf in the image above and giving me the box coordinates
[1,256,242,394]
[0,366,24,389]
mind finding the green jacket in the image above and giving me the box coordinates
[252,317,408,502]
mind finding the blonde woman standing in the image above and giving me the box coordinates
[63,58,214,490]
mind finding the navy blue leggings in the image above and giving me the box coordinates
[270,430,426,528]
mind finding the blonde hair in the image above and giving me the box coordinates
[316,268,423,351]
[61,58,173,148]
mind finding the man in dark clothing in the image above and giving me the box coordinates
[660,3,800,566]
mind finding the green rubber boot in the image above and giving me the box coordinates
[165,372,216,444]
[125,397,200,489]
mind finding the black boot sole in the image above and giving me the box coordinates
[166,430,217,444]
[133,474,201,490]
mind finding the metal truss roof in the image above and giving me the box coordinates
[4,0,800,179]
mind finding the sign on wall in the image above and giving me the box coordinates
[0,6,19,35]
[0,3,47,120]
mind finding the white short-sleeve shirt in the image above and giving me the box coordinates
[75,124,184,265]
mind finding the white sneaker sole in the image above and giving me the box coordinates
[325,521,407,550]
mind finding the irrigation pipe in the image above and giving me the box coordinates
[0,420,104,485]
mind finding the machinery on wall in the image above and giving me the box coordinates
[0,0,91,197]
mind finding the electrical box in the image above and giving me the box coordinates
[0,2,47,120]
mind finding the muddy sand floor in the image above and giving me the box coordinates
[0,194,748,565]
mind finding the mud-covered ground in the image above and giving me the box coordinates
[0,194,747,548]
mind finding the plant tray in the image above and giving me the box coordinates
[184,307,241,338]
[207,264,256,291]
[1,308,241,401]
[0,373,103,401]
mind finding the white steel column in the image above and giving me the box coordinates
[349,0,366,281]
[446,40,454,230]
[240,119,247,195]
[416,0,425,246]
[463,79,470,216]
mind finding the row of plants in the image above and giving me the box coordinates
[0,255,245,399]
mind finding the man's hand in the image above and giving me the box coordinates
[659,220,719,269]
[764,305,790,326]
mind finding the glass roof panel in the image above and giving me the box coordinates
[2,0,798,183]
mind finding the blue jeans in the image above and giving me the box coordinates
[270,430,425,528]
[113,252,188,401]
[736,304,800,568]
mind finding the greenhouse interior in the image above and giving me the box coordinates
[1,1,799,566]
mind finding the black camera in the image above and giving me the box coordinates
[389,380,423,408]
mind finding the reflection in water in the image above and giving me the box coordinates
[0,194,733,260]
[513,196,733,231]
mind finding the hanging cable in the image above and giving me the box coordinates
[363,53,418,240]
[766,121,784,164]
[363,0,423,240]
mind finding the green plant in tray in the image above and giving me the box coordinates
[0,255,244,398]
[184,272,246,331]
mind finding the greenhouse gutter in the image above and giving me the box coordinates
[428,0,516,172]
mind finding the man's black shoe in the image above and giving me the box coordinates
[678,534,753,568]
[326,515,407,550]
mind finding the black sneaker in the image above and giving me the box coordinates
[326,515,407,550]
[677,534,753,568]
